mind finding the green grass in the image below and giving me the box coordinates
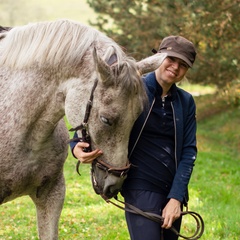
[0,92,239,239]
[190,106,240,240]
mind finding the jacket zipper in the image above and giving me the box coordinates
[130,99,178,171]
[171,101,178,170]
[129,98,156,158]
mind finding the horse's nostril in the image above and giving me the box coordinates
[103,184,121,199]
[105,190,118,199]
[110,188,119,197]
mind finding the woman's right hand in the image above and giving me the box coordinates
[73,142,103,164]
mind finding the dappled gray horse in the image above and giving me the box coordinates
[0,20,166,239]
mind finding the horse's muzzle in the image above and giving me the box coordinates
[91,159,130,199]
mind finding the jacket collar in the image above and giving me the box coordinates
[144,72,178,101]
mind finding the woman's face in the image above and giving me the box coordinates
[155,56,189,86]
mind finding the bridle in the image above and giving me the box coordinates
[68,77,131,182]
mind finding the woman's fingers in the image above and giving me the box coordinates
[73,142,103,164]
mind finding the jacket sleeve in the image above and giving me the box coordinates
[69,131,79,158]
[167,95,197,204]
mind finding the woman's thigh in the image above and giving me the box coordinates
[123,190,181,240]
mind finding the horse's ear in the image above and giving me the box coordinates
[102,46,118,66]
[136,53,167,75]
[93,47,114,86]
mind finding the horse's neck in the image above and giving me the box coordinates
[0,69,65,149]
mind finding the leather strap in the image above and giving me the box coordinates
[107,197,204,240]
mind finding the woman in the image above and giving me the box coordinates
[70,35,197,240]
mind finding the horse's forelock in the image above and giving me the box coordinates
[96,44,146,108]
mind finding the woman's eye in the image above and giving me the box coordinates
[100,116,112,126]
[180,63,188,69]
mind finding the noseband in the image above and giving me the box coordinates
[69,77,131,182]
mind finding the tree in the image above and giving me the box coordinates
[87,0,240,88]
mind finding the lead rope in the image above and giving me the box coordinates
[106,197,204,240]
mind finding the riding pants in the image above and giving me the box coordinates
[123,190,182,240]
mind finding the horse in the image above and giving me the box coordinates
[0,19,166,239]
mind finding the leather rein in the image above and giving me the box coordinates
[107,197,204,240]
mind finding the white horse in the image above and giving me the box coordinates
[0,19,166,239]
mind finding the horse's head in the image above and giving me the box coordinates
[49,20,166,199]
[75,49,167,199]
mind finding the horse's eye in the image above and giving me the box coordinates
[100,116,112,126]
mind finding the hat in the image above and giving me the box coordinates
[157,36,196,67]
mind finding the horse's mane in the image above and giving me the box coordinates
[0,19,147,108]
[0,19,126,69]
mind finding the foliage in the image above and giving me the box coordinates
[0,92,239,239]
[87,0,240,88]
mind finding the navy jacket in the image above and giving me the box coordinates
[126,72,197,204]
[70,72,197,204]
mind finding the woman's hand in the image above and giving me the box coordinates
[161,198,181,229]
[73,142,103,164]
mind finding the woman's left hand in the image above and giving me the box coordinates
[161,198,181,229]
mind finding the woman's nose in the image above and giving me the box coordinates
[171,61,180,69]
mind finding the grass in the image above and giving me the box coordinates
[0,87,239,239]
[190,108,240,240]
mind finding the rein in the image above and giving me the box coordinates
[106,197,204,240]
